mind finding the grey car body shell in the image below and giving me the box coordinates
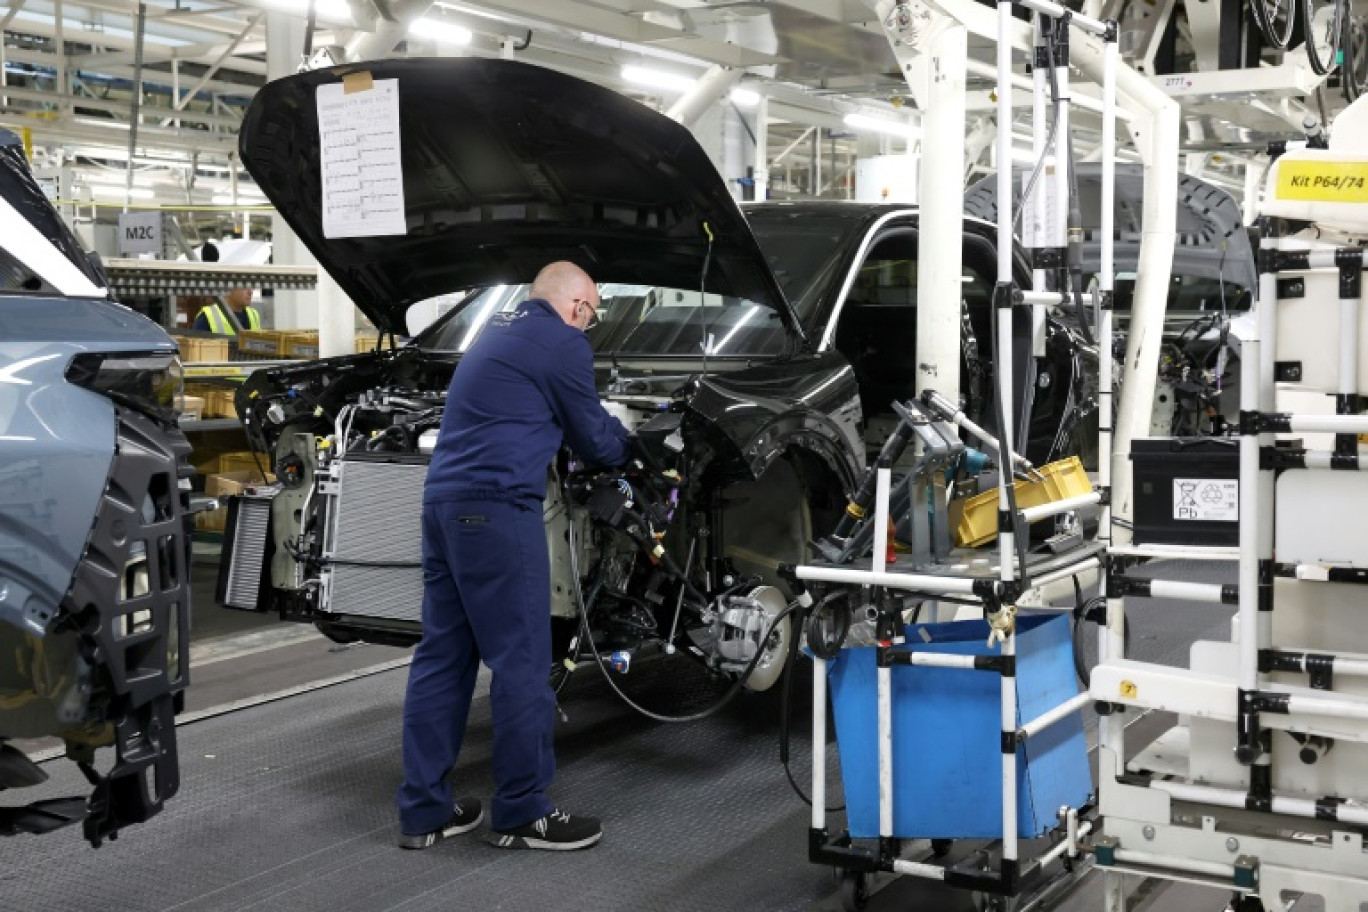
[0,296,178,637]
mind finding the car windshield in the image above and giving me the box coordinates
[744,206,869,327]
[415,283,790,357]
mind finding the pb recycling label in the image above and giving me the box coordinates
[1173,478,1239,522]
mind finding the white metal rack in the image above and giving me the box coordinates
[793,2,1122,906]
[1091,233,1368,908]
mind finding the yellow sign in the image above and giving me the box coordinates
[20,126,31,161]
[1276,160,1368,203]
[1120,680,1137,699]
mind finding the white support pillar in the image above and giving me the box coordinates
[266,11,316,331]
[752,94,769,201]
[317,268,358,358]
[911,21,967,405]
[879,0,966,407]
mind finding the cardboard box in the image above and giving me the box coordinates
[217,451,270,479]
[177,394,205,424]
[203,389,238,419]
[198,470,276,533]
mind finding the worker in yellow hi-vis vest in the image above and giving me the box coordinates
[194,287,262,334]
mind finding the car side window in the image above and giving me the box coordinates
[833,231,996,429]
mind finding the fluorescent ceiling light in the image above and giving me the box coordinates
[730,87,761,107]
[621,65,696,93]
[92,186,155,199]
[414,17,473,45]
[843,112,918,139]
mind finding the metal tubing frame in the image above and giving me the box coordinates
[1018,491,1102,523]
[802,3,1123,901]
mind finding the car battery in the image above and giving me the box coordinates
[1130,437,1240,546]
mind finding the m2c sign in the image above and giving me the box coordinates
[118,211,162,256]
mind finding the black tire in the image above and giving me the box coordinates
[839,871,869,912]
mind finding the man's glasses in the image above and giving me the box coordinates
[573,298,600,330]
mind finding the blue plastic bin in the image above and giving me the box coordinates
[827,612,1090,839]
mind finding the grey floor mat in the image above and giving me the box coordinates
[3,653,840,912]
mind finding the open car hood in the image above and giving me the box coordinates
[239,58,801,340]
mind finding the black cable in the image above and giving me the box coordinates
[567,520,799,723]
[1302,0,1347,75]
[1248,0,1297,49]
[806,591,853,660]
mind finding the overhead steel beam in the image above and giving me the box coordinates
[172,14,261,112]
[1,0,32,31]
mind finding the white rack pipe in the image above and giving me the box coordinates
[1030,17,1049,359]
[812,655,827,831]
[1016,0,1110,35]
[1143,578,1234,604]
[1032,556,1103,588]
[1018,491,1102,523]
[872,467,892,574]
[1271,653,1368,677]
[1035,818,1093,870]
[1299,249,1367,269]
[1020,691,1092,740]
[1283,415,1368,435]
[1238,335,1262,698]
[906,652,983,670]
[1107,543,1240,561]
[890,859,948,879]
[1301,450,1368,469]
[1282,693,1368,721]
[1109,848,1237,881]
[1019,290,1071,307]
[794,566,983,593]
[1098,36,1116,535]
[1340,289,1358,403]
[997,0,1019,872]
[1148,778,1368,827]
[878,661,894,839]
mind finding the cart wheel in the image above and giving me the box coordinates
[931,838,953,858]
[973,894,1014,912]
[839,871,869,912]
[1232,897,1264,912]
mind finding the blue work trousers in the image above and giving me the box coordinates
[396,498,556,835]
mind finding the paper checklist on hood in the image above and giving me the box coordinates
[317,78,406,238]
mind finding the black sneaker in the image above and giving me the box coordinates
[397,798,484,849]
[490,808,602,851]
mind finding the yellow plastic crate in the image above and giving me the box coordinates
[955,456,1093,548]
[283,330,320,359]
[237,329,288,356]
[172,335,230,363]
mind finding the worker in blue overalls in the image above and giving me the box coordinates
[396,261,630,852]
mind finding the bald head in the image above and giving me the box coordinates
[530,261,599,332]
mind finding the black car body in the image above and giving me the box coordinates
[221,58,1097,690]
[0,131,190,845]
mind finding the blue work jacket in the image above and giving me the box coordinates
[425,298,630,506]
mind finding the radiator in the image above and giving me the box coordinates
[321,458,427,623]
[218,494,274,611]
